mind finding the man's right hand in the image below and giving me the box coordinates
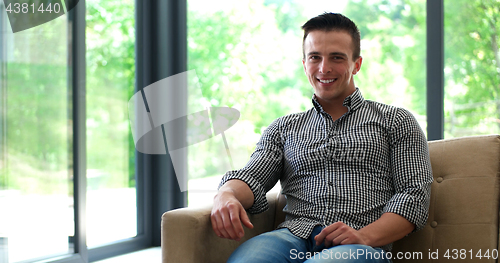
[210,180,254,241]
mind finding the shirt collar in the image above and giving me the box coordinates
[312,87,365,114]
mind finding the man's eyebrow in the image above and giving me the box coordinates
[329,52,348,57]
[306,51,320,57]
[306,51,348,57]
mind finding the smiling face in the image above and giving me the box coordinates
[302,30,362,106]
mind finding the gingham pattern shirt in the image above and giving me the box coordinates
[219,88,433,251]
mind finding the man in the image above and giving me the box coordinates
[211,12,433,263]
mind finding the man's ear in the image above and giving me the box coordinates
[302,59,306,73]
[353,56,363,75]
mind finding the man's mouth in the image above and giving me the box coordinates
[318,78,337,84]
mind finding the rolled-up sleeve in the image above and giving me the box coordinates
[383,108,433,232]
[218,118,285,214]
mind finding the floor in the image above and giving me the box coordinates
[94,247,161,263]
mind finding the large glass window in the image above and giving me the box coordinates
[186,0,426,207]
[0,9,73,263]
[0,0,141,261]
[444,0,500,138]
[85,0,136,247]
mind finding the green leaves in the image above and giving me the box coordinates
[444,0,500,136]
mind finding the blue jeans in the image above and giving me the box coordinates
[227,226,392,263]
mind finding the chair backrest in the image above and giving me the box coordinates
[392,135,500,263]
[272,135,500,263]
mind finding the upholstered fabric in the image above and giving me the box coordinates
[392,135,500,262]
[161,135,500,263]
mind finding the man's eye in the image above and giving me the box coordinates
[310,56,319,60]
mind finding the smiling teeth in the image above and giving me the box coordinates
[319,79,336,83]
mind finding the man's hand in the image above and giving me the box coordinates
[211,180,255,241]
[314,222,368,248]
[315,213,415,248]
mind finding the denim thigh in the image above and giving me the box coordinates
[304,244,392,263]
[227,228,311,263]
[227,226,391,263]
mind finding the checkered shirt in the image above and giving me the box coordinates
[219,88,433,251]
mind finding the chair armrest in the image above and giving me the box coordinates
[161,192,280,263]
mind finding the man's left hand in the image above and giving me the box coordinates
[314,222,369,248]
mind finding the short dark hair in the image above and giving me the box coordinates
[301,13,361,60]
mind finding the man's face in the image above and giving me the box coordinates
[302,30,362,105]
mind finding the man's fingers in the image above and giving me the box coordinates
[228,206,244,240]
[240,208,254,229]
[210,213,222,237]
[211,206,234,239]
[329,230,350,246]
[315,232,326,246]
[216,211,232,239]
[326,224,359,246]
[315,223,338,246]
[325,231,342,247]
[220,207,240,240]
[315,222,363,247]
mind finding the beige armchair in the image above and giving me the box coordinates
[162,135,500,263]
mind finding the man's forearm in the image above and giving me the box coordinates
[217,179,254,209]
[358,212,415,247]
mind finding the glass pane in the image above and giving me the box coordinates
[444,0,500,138]
[85,0,136,247]
[344,0,427,127]
[0,11,73,263]
[186,0,426,207]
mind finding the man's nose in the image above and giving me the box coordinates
[319,59,332,73]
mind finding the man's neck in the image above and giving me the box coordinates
[315,88,356,121]
[319,99,348,121]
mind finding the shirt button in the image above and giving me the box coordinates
[328,181,333,186]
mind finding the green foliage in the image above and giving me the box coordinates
[345,0,500,137]
[444,0,500,137]
[187,0,312,178]
[264,0,306,33]
[344,0,426,116]
[3,15,71,194]
[5,62,70,194]
[86,0,136,188]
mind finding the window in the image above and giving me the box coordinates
[0,1,144,262]
[85,0,136,247]
[444,0,500,138]
[0,8,73,263]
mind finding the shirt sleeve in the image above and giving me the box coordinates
[383,108,434,232]
[218,117,285,214]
